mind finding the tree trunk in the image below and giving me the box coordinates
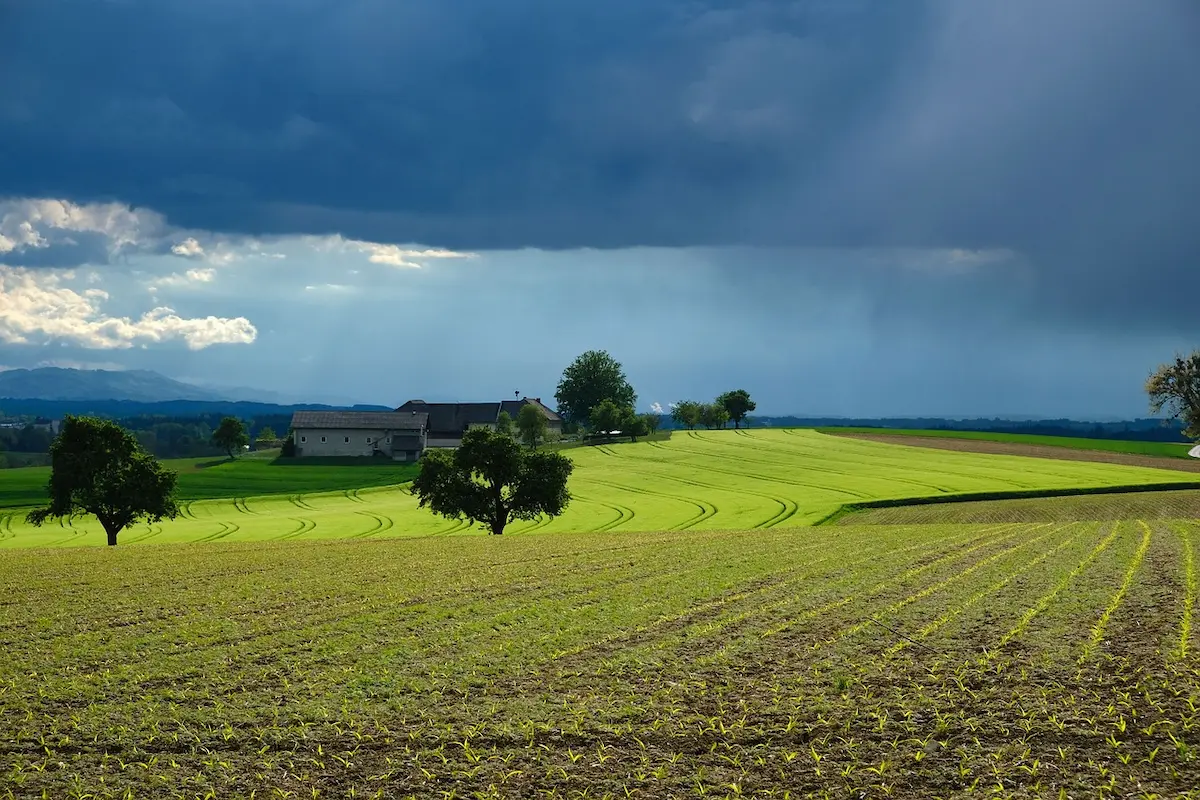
[100,520,119,547]
[490,519,505,535]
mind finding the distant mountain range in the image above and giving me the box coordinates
[0,368,231,403]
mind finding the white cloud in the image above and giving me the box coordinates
[0,267,256,350]
[153,267,217,289]
[0,198,161,255]
[170,237,205,258]
[304,283,354,293]
[311,234,477,268]
[650,402,666,414]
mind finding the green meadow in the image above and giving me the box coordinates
[822,426,1195,458]
[2,429,1197,548]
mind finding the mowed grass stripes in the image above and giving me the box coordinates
[2,429,1197,548]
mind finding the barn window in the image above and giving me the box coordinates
[300,436,307,443]
[344,436,350,443]
[321,436,326,443]
[366,437,372,444]
[386,436,391,444]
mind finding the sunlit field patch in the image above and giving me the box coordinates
[2,430,1197,548]
[2,522,1198,797]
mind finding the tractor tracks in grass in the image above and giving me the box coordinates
[587,478,717,530]
[123,523,165,545]
[288,494,317,511]
[275,517,318,540]
[571,495,636,532]
[673,433,874,499]
[351,510,395,538]
[613,446,798,528]
[196,521,242,543]
[232,497,257,515]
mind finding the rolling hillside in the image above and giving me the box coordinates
[2,429,1197,548]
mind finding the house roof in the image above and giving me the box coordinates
[500,397,563,422]
[290,410,428,430]
[397,397,561,432]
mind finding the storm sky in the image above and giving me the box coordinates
[1,0,1197,416]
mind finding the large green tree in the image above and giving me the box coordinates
[589,399,629,436]
[700,403,730,430]
[27,416,180,547]
[1147,351,1200,439]
[517,404,548,449]
[411,428,574,535]
[555,350,636,427]
[212,416,249,459]
[671,400,703,430]
[717,389,757,429]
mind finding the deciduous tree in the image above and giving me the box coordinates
[717,389,757,429]
[641,413,661,435]
[517,404,548,449]
[26,416,180,547]
[700,403,730,430]
[555,350,636,426]
[411,428,573,535]
[671,401,702,430]
[495,410,514,437]
[590,399,628,437]
[1147,351,1200,439]
[212,416,249,459]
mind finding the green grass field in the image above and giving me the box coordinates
[0,454,420,509]
[2,429,1199,548]
[821,426,1195,458]
[3,520,1198,797]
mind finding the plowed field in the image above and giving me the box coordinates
[3,521,1198,797]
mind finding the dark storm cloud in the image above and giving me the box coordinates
[1,0,1198,331]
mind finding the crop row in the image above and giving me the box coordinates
[3,520,1199,797]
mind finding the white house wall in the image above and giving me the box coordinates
[295,427,399,458]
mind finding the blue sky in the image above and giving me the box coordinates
[0,1,1197,416]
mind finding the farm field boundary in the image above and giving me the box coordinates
[822,427,1200,472]
[815,481,1200,526]
[839,487,1200,524]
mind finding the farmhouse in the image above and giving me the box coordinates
[289,410,428,461]
[395,397,563,448]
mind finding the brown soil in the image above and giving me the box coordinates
[830,432,1200,473]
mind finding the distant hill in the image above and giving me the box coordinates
[0,367,229,402]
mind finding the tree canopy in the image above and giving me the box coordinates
[717,390,757,429]
[517,404,548,448]
[212,416,249,458]
[555,350,636,426]
[1147,351,1200,440]
[700,403,730,430]
[671,400,703,430]
[26,415,180,546]
[411,428,574,535]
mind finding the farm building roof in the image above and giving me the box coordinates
[397,397,561,433]
[290,410,428,430]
